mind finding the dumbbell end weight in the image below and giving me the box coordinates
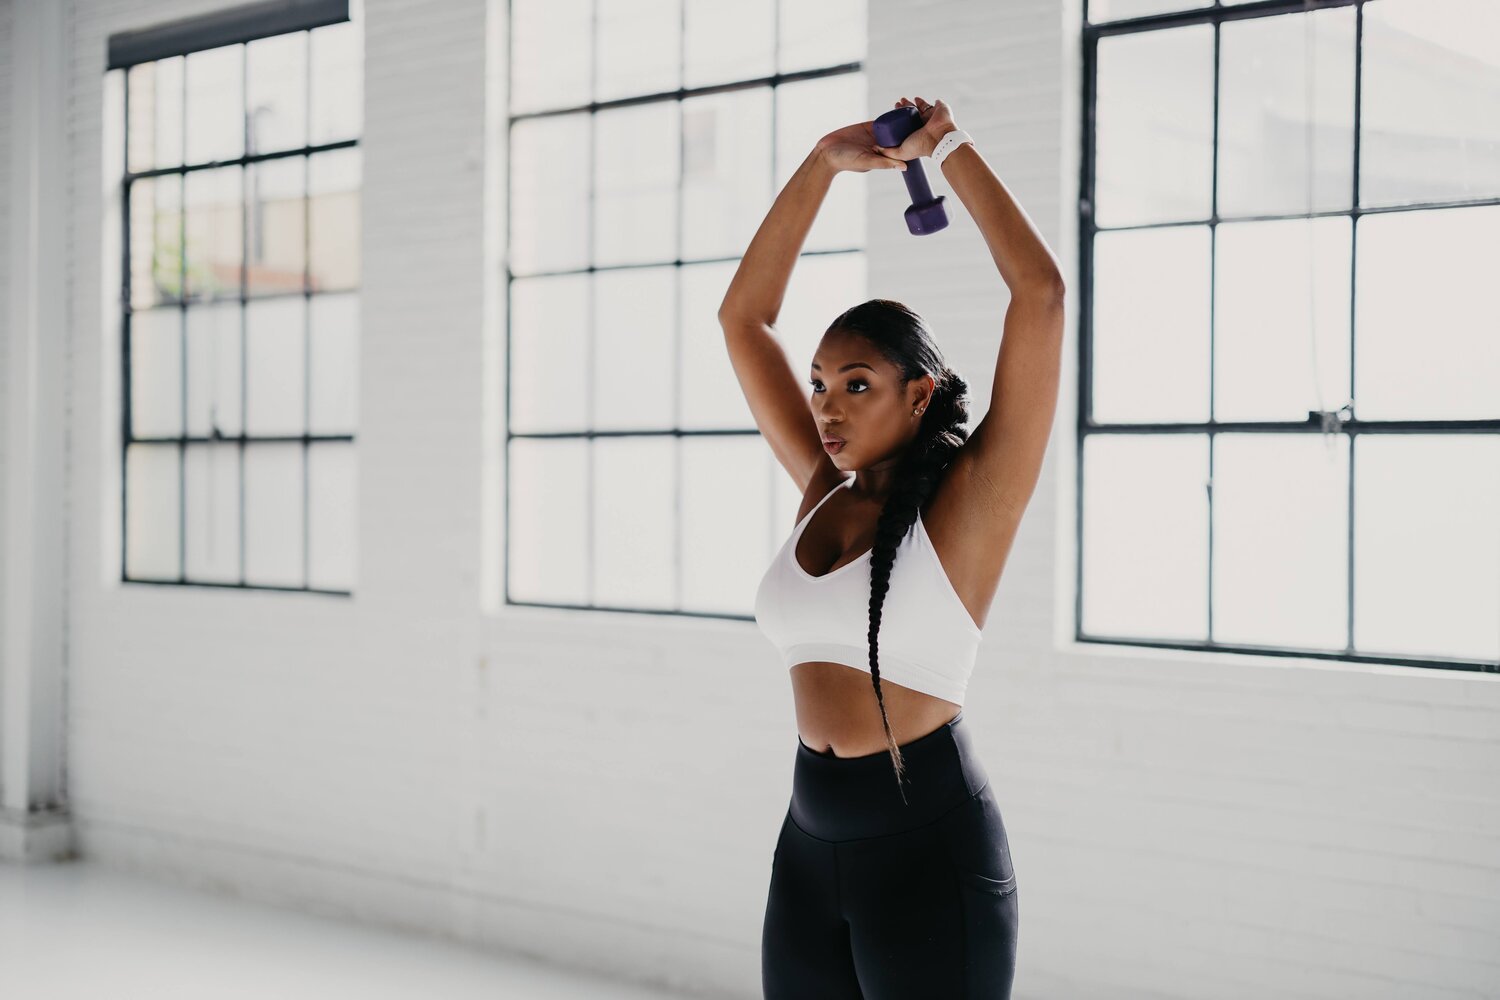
[905,196,948,236]
[871,105,922,151]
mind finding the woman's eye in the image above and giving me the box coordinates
[808,380,867,393]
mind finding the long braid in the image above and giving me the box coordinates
[865,366,971,803]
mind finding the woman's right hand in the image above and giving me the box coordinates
[815,119,910,174]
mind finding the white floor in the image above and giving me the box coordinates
[0,859,698,999]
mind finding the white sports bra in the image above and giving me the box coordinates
[753,475,984,706]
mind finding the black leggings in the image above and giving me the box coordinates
[761,710,1018,999]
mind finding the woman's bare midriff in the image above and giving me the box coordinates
[791,660,961,758]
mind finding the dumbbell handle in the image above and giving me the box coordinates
[899,160,936,206]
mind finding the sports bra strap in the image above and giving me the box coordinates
[798,476,851,531]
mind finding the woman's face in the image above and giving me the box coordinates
[808,331,930,470]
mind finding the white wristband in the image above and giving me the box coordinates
[931,128,974,168]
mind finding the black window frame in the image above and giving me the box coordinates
[504,1,867,622]
[1078,0,1500,673]
[113,0,358,596]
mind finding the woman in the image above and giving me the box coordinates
[719,96,1064,998]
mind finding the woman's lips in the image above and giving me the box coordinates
[823,437,845,454]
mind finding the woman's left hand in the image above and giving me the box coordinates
[815,120,909,174]
[875,96,959,162]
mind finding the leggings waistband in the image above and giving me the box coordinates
[789,709,989,842]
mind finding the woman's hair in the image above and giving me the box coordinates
[824,298,972,804]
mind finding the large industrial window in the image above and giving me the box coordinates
[109,0,362,594]
[506,1,869,619]
[1078,0,1499,671]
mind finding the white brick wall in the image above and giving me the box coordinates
[0,0,11,655]
[24,0,1500,998]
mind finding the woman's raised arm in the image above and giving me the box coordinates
[717,149,835,327]
[718,127,904,493]
[878,96,1065,528]
[717,124,903,327]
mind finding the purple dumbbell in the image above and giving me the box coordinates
[872,105,948,235]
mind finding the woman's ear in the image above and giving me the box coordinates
[910,376,935,415]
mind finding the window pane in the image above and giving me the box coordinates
[309,148,360,291]
[1214,216,1351,423]
[127,56,183,172]
[130,307,183,438]
[309,18,362,145]
[511,0,592,115]
[1211,433,1348,651]
[779,0,864,74]
[1218,7,1355,219]
[684,0,774,89]
[1355,205,1499,421]
[126,443,181,579]
[243,442,304,586]
[184,165,243,301]
[594,266,676,430]
[775,72,865,252]
[245,296,306,436]
[593,436,676,608]
[595,0,680,103]
[1082,433,1209,639]
[1354,435,1500,662]
[682,87,773,261]
[184,441,240,583]
[184,43,244,165]
[511,273,591,434]
[680,260,755,429]
[246,31,308,155]
[185,300,243,439]
[1091,224,1210,424]
[681,434,770,615]
[508,438,590,604]
[1089,0,1207,22]
[1094,24,1213,227]
[130,174,183,308]
[594,101,679,266]
[775,251,867,385]
[307,442,355,590]
[308,292,359,436]
[1361,0,1500,208]
[510,112,591,276]
[107,67,126,183]
[247,155,307,297]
